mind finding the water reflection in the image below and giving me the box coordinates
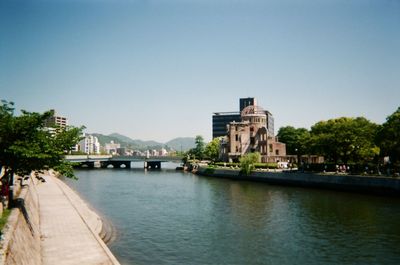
[65,168,400,265]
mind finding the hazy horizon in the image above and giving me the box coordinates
[1,0,399,142]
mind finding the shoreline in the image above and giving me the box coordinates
[43,172,120,265]
[0,172,122,265]
[196,167,400,196]
[58,175,118,245]
[42,173,121,264]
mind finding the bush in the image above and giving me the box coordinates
[214,162,240,168]
[302,162,388,175]
[214,161,278,170]
[254,163,278,169]
[240,152,261,175]
[204,166,215,174]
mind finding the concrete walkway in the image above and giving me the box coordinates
[36,174,120,265]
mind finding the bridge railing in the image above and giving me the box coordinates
[65,155,112,160]
[65,155,182,162]
[110,155,183,161]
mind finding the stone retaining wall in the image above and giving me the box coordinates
[0,176,41,265]
[197,167,400,195]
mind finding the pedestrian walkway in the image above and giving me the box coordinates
[36,174,120,265]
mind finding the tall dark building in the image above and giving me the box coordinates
[239,97,257,111]
[212,112,241,139]
[212,97,274,139]
[265,110,274,137]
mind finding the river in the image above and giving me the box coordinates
[64,163,400,265]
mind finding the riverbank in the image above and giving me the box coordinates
[0,172,121,265]
[57,174,118,245]
[196,167,400,196]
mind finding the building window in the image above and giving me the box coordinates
[269,144,273,152]
[235,134,239,141]
[275,149,279,155]
[250,137,255,145]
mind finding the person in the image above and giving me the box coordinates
[0,175,9,208]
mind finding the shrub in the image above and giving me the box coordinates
[204,167,215,174]
[254,163,278,169]
[240,152,261,175]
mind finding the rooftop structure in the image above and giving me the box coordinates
[212,98,274,138]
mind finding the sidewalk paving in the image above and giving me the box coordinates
[36,174,120,265]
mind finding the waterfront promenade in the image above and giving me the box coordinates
[37,174,120,265]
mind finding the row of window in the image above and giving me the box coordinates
[258,144,280,155]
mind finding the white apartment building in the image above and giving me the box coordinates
[78,134,100,154]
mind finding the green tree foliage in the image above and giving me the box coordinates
[240,152,260,175]
[277,126,310,156]
[377,107,400,165]
[0,100,84,204]
[188,135,206,160]
[309,117,379,164]
[204,137,221,161]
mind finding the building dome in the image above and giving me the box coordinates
[241,105,266,117]
[240,105,267,127]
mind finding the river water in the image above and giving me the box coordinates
[65,163,400,265]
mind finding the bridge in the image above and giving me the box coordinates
[65,155,183,169]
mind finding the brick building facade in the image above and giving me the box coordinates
[220,105,287,163]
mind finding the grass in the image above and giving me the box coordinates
[0,209,11,234]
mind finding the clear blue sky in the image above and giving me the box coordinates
[1,0,399,142]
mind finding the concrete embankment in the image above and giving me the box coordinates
[0,173,121,265]
[0,175,41,265]
[197,167,400,196]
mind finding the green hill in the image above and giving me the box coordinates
[166,137,196,152]
[91,133,195,151]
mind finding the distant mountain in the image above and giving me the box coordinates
[91,133,140,149]
[108,133,136,144]
[92,133,195,152]
[166,137,195,152]
[131,139,163,148]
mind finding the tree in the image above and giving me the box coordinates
[377,107,400,166]
[240,152,260,175]
[309,117,379,164]
[188,135,206,160]
[204,138,221,161]
[0,100,83,206]
[277,126,310,163]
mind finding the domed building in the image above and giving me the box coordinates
[221,105,286,163]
